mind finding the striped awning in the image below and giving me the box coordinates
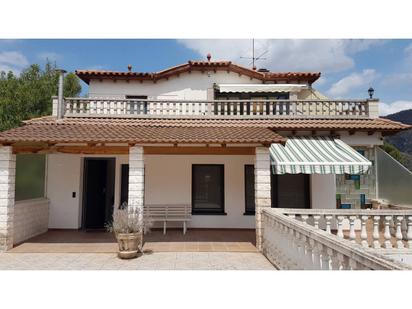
[270,136,372,174]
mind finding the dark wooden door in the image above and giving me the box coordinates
[82,158,115,229]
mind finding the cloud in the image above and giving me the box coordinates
[381,72,412,86]
[327,69,378,97]
[0,51,29,74]
[37,52,60,63]
[178,39,384,73]
[380,100,412,116]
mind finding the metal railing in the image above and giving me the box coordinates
[62,98,372,119]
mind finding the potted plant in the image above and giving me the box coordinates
[106,202,151,259]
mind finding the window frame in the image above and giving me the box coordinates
[191,164,226,215]
[244,164,255,215]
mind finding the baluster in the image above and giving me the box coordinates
[407,216,412,249]
[295,232,305,269]
[320,244,330,270]
[349,259,358,270]
[325,215,333,234]
[312,242,322,270]
[328,249,339,270]
[360,215,369,247]
[337,216,345,239]
[337,253,350,270]
[305,238,314,270]
[384,216,393,249]
[372,216,381,248]
[301,214,309,224]
[349,216,357,243]
[313,215,321,229]
[395,216,404,249]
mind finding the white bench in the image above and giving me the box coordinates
[144,204,191,234]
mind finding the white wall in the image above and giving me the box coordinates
[47,153,255,229]
[47,154,82,229]
[310,174,336,209]
[89,71,295,100]
[144,155,255,229]
[47,153,129,229]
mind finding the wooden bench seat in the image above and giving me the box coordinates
[144,204,192,234]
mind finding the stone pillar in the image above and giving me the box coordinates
[0,146,16,252]
[255,147,271,251]
[128,146,144,223]
[367,99,379,119]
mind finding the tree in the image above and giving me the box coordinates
[380,142,406,164]
[0,62,82,132]
[64,72,82,98]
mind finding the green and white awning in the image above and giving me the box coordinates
[270,136,372,175]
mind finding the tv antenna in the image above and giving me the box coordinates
[240,39,268,70]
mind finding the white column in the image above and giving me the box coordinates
[128,146,144,223]
[255,147,271,251]
[0,146,16,251]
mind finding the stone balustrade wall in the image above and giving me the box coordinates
[262,208,412,270]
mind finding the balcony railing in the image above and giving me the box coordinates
[262,208,412,270]
[60,98,377,119]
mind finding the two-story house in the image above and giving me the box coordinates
[0,55,410,254]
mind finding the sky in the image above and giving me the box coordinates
[1,39,412,115]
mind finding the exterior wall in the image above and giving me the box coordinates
[88,71,309,100]
[144,154,255,228]
[336,146,377,209]
[47,153,129,229]
[13,198,49,244]
[47,154,82,228]
[310,174,336,209]
[0,146,15,251]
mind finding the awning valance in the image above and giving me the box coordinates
[217,84,308,93]
[270,136,372,174]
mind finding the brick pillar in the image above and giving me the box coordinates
[255,147,271,251]
[128,146,144,225]
[0,146,16,251]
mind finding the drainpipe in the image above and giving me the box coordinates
[56,69,66,119]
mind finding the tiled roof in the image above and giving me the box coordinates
[0,117,408,145]
[76,60,321,84]
[0,121,284,144]
[23,116,411,131]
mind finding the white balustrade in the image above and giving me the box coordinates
[262,208,412,270]
[63,98,371,119]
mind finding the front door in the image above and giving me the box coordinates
[82,158,115,229]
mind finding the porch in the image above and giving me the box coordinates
[9,228,257,253]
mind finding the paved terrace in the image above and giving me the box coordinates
[0,229,275,270]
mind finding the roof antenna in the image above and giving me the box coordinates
[240,39,268,70]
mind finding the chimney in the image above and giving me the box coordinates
[207,53,211,62]
[56,69,67,119]
[127,64,132,72]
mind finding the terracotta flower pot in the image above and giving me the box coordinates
[116,232,142,259]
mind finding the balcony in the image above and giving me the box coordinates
[262,208,412,270]
[58,97,379,119]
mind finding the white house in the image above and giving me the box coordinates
[0,56,411,269]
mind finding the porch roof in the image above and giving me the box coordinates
[0,120,285,144]
[0,116,409,145]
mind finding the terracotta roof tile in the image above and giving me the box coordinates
[0,122,284,144]
[1,117,408,145]
[23,116,411,131]
[76,60,321,84]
